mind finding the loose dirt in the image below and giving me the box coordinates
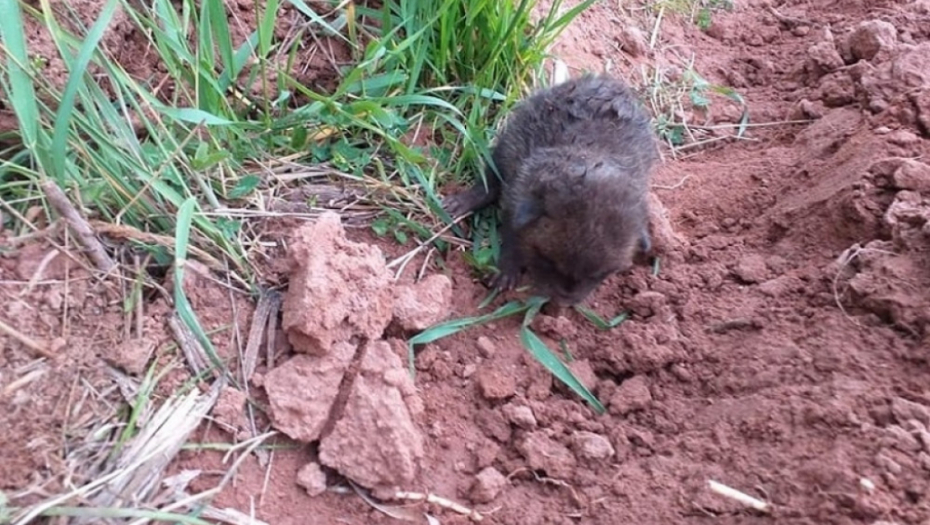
[2,0,930,524]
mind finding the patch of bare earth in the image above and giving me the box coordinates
[3,0,930,524]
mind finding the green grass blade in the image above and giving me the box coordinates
[154,106,237,126]
[173,198,224,373]
[574,305,628,330]
[205,0,235,77]
[520,297,605,413]
[407,300,530,376]
[50,0,119,182]
[286,0,351,44]
[519,325,605,413]
[0,0,41,150]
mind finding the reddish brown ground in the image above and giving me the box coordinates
[3,0,930,524]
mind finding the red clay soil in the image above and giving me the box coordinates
[2,0,930,524]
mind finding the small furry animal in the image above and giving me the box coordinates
[443,74,657,306]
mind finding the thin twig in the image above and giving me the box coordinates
[393,490,484,522]
[707,480,771,513]
[0,317,54,359]
[41,180,117,274]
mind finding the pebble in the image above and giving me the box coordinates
[296,462,328,497]
[571,431,615,460]
[609,376,652,415]
[471,467,507,503]
[503,403,538,429]
[476,336,496,358]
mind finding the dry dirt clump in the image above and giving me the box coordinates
[262,212,448,495]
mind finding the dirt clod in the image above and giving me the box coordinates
[318,340,424,493]
[571,431,615,460]
[476,366,517,401]
[516,431,576,479]
[282,212,394,355]
[609,375,652,415]
[733,253,770,283]
[212,387,250,440]
[503,403,538,429]
[106,337,157,375]
[296,462,328,497]
[392,274,452,331]
[265,342,356,443]
[471,466,508,503]
[848,20,898,61]
[476,336,496,358]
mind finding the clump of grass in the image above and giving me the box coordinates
[650,0,734,30]
[638,58,748,154]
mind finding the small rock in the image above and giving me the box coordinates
[475,367,517,401]
[461,363,478,378]
[296,462,328,497]
[502,403,537,429]
[916,428,930,452]
[516,431,576,478]
[792,25,811,37]
[875,451,903,474]
[626,426,656,451]
[609,376,652,415]
[670,364,693,382]
[891,160,930,193]
[793,99,823,119]
[392,274,453,331]
[571,431,615,460]
[887,129,920,146]
[647,193,685,255]
[476,408,512,442]
[733,254,770,284]
[212,387,249,439]
[628,291,668,318]
[818,73,856,107]
[919,452,930,471]
[848,20,898,61]
[476,336,496,358]
[885,425,922,452]
[891,397,930,427]
[531,315,577,339]
[759,275,802,297]
[471,467,507,503]
[105,337,157,375]
[807,40,844,74]
[617,26,648,57]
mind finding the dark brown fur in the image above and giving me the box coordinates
[444,74,657,305]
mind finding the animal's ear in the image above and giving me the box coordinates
[512,196,544,230]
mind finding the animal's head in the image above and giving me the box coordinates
[504,150,649,305]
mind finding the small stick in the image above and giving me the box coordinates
[168,314,209,376]
[40,180,116,274]
[393,491,484,522]
[242,290,278,382]
[0,317,55,359]
[707,480,770,513]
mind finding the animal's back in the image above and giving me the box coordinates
[491,75,655,182]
